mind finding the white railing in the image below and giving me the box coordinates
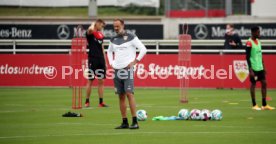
[0,39,276,54]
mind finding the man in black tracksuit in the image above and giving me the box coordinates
[224,24,242,49]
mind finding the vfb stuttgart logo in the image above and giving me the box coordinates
[233,60,249,83]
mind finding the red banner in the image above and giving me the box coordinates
[0,54,275,88]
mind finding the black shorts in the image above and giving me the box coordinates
[250,70,266,84]
[88,57,106,80]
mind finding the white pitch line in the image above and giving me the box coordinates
[0,108,70,113]
[1,131,276,139]
[192,125,268,129]
[0,110,27,113]
[56,122,113,126]
[4,104,25,107]
[0,105,254,113]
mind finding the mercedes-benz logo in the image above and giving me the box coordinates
[194,24,208,39]
[57,25,70,39]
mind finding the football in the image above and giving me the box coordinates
[211,109,223,120]
[136,110,148,121]
[178,109,190,120]
[190,109,201,120]
[200,109,211,121]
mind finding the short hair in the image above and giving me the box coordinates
[227,24,234,28]
[96,19,106,26]
[251,26,260,33]
[114,18,124,25]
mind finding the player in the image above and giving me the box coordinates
[245,26,274,110]
[107,19,147,129]
[85,19,108,107]
[224,24,242,49]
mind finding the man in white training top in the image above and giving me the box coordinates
[107,19,147,129]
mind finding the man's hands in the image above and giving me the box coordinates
[88,22,95,34]
[127,59,139,69]
[249,68,254,77]
[249,68,258,80]
[229,41,237,46]
[108,59,139,69]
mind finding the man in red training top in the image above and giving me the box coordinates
[85,19,108,107]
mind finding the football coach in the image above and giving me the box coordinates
[107,19,147,129]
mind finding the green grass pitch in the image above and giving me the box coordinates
[0,88,275,144]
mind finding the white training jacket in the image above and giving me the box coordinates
[107,32,147,69]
